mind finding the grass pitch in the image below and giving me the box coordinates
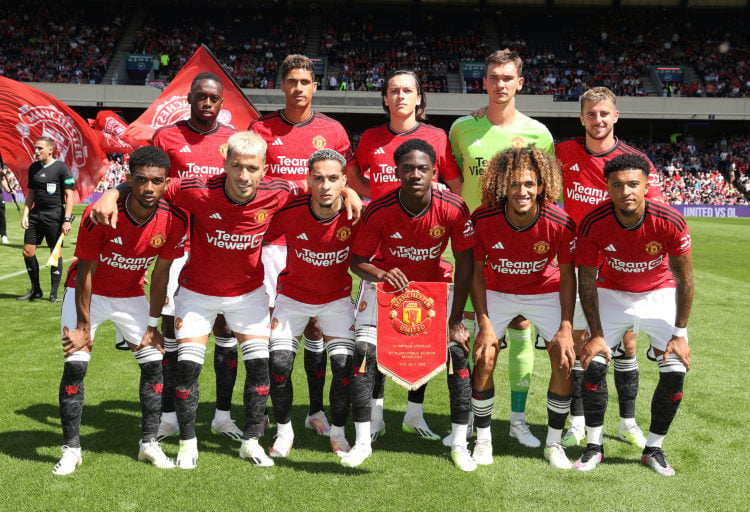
[0,206,748,511]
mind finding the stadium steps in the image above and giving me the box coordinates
[305,8,323,57]
[482,15,500,49]
[447,72,463,94]
[104,7,149,85]
[640,74,660,96]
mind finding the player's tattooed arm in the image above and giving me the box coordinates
[577,264,610,369]
[449,249,473,352]
[63,259,97,356]
[664,252,694,370]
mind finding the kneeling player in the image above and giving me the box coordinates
[54,146,186,475]
[470,147,577,467]
[265,149,356,458]
[344,139,476,471]
[575,153,693,475]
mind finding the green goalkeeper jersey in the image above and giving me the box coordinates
[449,112,554,212]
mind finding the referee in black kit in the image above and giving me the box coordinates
[19,136,75,302]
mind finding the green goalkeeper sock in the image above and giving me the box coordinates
[508,327,533,413]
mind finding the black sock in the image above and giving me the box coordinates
[329,354,353,427]
[214,344,238,412]
[269,350,295,425]
[24,256,41,292]
[59,361,88,448]
[175,360,203,440]
[139,361,164,441]
[582,359,609,428]
[447,345,471,425]
[351,341,376,423]
[243,357,270,439]
[304,343,327,415]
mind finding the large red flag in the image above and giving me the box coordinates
[0,76,108,200]
[90,110,135,153]
[124,45,259,145]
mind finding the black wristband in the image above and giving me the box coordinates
[64,216,74,223]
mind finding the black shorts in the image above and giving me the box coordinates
[24,210,62,247]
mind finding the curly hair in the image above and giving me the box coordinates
[480,146,561,208]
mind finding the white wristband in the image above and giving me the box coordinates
[672,326,687,338]
[147,316,160,328]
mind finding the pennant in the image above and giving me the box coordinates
[124,44,259,145]
[376,282,449,391]
[0,76,108,200]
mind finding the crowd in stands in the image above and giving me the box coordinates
[319,8,488,93]
[2,2,748,99]
[642,134,750,205]
[130,6,307,88]
[0,0,127,84]
[94,156,128,193]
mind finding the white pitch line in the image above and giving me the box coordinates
[0,258,73,281]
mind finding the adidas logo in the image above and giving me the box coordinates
[492,241,505,249]
[570,163,580,172]
[272,138,283,146]
[297,233,308,240]
[209,213,222,220]
[604,244,617,252]
[374,147,385,155]
[390,232,403,239]
[179,145,191,153]
[469,139,482,147]
[110,236,123,245]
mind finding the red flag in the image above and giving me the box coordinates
[89,110,136,153]
[0,76,108,200]
[124,45,259,145]
[376,282,449,390]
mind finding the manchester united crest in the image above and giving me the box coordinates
[175,317,183,329]
[511,136,526,149]
[312,135,327,149]
[63,326,70,336]
[645,241,663,255]
[254,209,269,223]
[429,225,446,239]
[271,318,279,329]
[336,226,352,241]
[533,240,550,254]
[387,289,437,335]
[219,143,228,159]
[150,233,167,248]
[358,301,368,313]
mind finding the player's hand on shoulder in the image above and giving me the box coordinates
[90,190,120,228]
[431,182,448,192]
[471,106,488,119]
[579,335,610,370]
[341,188,363,225]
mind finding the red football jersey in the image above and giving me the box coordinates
[355,123,462,199]
[152,120,235,179]
[165,175,292,297]
[249,110,354,180]
[75,200,187,298]
[577,200,691,293]
[352,189,475,282]
[472,202,576,294]
[265,195,358,304]
[556,137,663,225]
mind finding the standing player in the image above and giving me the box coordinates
[556,87,664,449]
[355,69,463,441]
[449,49,554,448]
[19,136,75,302]
[265,149,356,459]
[575,153,693,476]
[470,147,576,468]
[54,146,186,475]
[152,72,243,441]
[250,54,358,437]
[343,139,476,472]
